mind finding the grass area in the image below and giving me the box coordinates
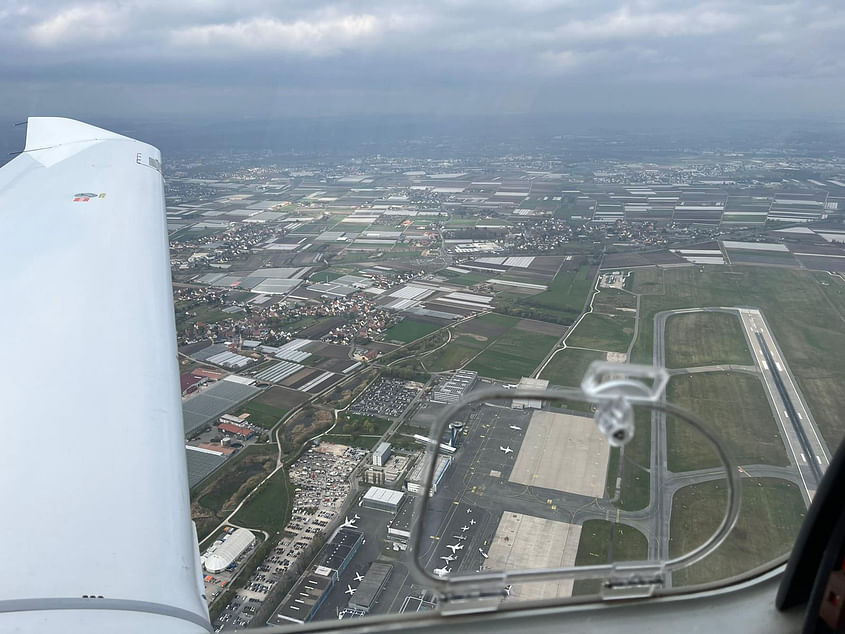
[665,312,753,368]
[466,330,559,380]
[309,271,344,283]
[424,339,486,372]
[238,400,288,430]
[670,478,806,587]
[192,444,278,540]
[493,261,597,324]
[573,520,649,595]
[441,271,492,286]
[231,468,292,535]
[666,372,788,471]
[527,262,596,312]
[629,265,845,450]
[566,312,635,353]
[383,318,442,343]
[174,302,231,330]
[615,407,652,511]
[540,348,607,387]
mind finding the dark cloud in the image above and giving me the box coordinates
[0,1,843,121]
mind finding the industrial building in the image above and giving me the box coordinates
[274,528,363,624]
[317,528,363,580]
[372,442,391,467]
[274,570,334,624]
[360,486,405,513]
[202,527,256,573]
[387,497,414,543]
[217,421,256,440]
[512,376,549,409]
[348,563,393,613]
[431,369,477,403]
[406,454,451,495]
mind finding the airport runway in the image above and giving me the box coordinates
[649,306,830,577]
[736,307,830,503]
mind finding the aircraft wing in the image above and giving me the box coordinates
[0,118,210,632]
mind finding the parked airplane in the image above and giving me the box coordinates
[470,519,477,525]
[446,544,464,553]
[479,548,489,559]
[500,446,514,454]
[509,425,522,431]
[345,585,356,596]
[433,567,451,578]
[452,535,467,541]
[354,572,364,582]
[460,525,470,532]
[504,584,512,596]
[341,515,359,529]
[440,555,456,563]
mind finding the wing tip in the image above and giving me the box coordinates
[24,117,133,152]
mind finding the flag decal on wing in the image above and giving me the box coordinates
[73,192,106,202]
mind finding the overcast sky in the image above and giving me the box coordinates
[1,0,844,123]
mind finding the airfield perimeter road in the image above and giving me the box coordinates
[650,307,830,569]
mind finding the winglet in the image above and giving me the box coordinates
[24,116,131,152]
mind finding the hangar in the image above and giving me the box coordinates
[202,527,255,573]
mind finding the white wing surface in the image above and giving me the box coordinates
[0,118,209,633]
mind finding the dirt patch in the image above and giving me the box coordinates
[252,386,309,410]
[515,319,567,337]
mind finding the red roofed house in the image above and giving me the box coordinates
[217,422,255,440]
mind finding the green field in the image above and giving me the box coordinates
[192,444,278,539]
[231,468,292,535]
[440,270,494,286]
[566,312,635,353]
[540,348,606,387]
[466,330,559,380]
[423,339,485,372]
[238,400,287,430]
[493,262,597,324]
[383,319,442,343]
[669,478,806,587]
[573,520,649,595]
[665,312,753,368]
[524,263,596,314]
[666,372,787,471]
[629,265,845,450]
[174,302,232,330]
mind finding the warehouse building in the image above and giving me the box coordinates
[274,570,334,624]
[387,497,414,543]
[202,527,255,573]
[360,486,405,513]
[348,563,393,613]
[431,370,477,403]
[317,528,363,580]
[406,455,451,495]
[372,442,391,467]
[512,376,549,410]
[217,421,256,440]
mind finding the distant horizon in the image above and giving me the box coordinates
[3,111,845,162]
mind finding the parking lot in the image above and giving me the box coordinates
[213,443,368,631]
[349,377,423,419]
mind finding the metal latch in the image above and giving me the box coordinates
[440,574,509,615]
[600,562,666,600]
